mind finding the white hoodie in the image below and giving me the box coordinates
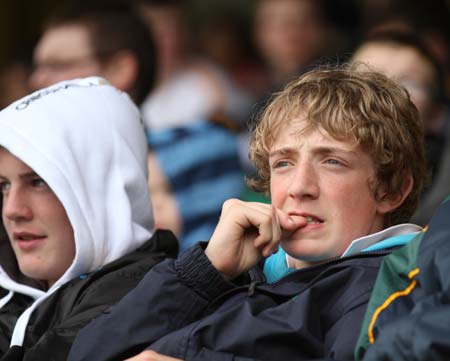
[0,77,153,347]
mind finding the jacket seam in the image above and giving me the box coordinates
[367,267,420,344]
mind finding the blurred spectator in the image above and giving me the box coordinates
[29,0,156,105]
[352,30,450,225]
[147,121,244,252]
[135,0,247,249]
[194,3,267,104]
[254,0,323,82]
[136,0,253,131]
[359,0,450,90]
[250,0,360,137]
[253,0,331,94]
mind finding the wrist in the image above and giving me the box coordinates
[175,243,234,300]
[204,246,235,280]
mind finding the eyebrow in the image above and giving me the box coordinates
[0,171,39,181]
[312,146,359,157]
[268,147,297,158]
[269,146,359,158]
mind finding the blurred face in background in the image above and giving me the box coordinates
[353,42,439,133]
[139,4,187,82]
[30,24,103,90]
[254,0,324,81]
[147,152,183,238]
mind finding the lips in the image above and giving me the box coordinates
[14,231,46,241]
[13,231,46,251]
[283,213,324,239]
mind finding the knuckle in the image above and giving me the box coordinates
[222,198,240,211]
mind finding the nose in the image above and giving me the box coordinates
[287,160,319,200]
[2,188,33,222]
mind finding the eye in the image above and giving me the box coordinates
[272,160,291,169]
[31,177,47,188]
[0,181,10,193]
[325,158,342,166]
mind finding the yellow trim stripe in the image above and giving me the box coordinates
[368,267,420,344]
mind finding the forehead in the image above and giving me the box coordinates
[34,24,93,61]
[257,0,316,18]
[0,148,33,175]
[271,117,358,150]
[354,43,435,84]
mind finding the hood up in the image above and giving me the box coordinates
[0,77,153,346]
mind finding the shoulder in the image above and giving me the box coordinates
[75,230,179,301]
[34,231,179,323]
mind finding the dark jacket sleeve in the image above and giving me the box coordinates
[68,244,235,361]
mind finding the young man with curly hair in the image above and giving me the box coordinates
[69,64,426,361]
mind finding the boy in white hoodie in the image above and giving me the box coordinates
[0,77,178,360]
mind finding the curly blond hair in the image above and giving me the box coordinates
[248,63,426,226]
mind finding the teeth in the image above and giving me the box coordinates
[305,216,321,224]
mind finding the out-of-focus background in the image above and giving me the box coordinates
[2,0,449,108]
[0,0,449,242]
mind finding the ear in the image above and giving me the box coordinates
[103,50,139,97]
[376,172,414,215]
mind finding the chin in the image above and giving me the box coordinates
[19,265,49,282]
[283,244,330,263]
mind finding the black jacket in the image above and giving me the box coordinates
[0,230,178,361]
[69,244,390,361]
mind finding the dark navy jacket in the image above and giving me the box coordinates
[68,244,390,361]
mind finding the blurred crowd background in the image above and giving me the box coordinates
[0,0,449,246]
[1,0,449,109]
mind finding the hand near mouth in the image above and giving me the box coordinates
[205,199,307,280]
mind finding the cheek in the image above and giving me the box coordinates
[330,188,377,227]
[327,178,374,211]
[45,198,74,239]
[270,179,290,208]
[2,204,17,239]
[55,218,76,267]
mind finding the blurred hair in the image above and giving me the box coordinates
[46,0,156,105]
[248,63,426,226]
